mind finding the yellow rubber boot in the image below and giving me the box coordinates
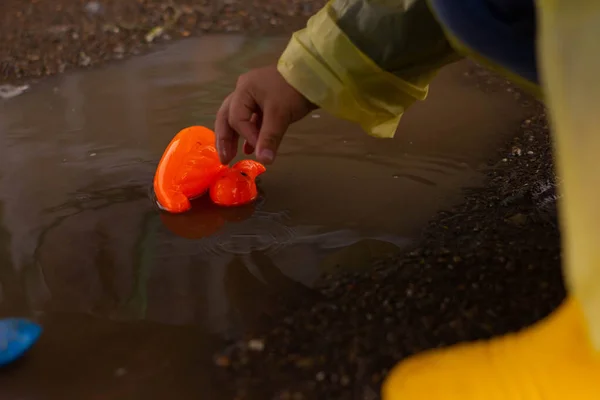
[382,297,600,400]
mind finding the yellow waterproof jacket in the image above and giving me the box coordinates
[278,0,600,349]
[279,0,461,139]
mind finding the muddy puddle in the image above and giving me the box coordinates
[0,35,528,398]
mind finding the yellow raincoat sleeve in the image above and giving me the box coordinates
[537,0,600,349]
[277,0,461,138]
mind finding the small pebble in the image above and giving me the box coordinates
[214,355,231,367]
[79,52,91,67]
[247,338,265,352]
[84,1,102,15]
[295,357,314,368]
[340,375,350,386]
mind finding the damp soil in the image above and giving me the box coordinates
[0,0,324,84]
[0,1,563,399]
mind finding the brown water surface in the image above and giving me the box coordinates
[0,35,527,398]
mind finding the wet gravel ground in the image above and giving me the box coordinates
[1,1,563,399]
[215,76,564,399]
[0,0,323,84]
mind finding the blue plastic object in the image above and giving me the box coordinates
[0,318,42,367]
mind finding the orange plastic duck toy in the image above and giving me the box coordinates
[154,126,266,213]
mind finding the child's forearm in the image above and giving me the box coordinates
[277,0,461,138]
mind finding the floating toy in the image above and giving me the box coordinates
[154,126,266,213]
[0,318,42,367]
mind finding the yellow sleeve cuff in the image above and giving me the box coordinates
[277,2,437,139]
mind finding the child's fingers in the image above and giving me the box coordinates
[255,103,290,164]
[228,90,260,148]
[244,113,260,155]
[215,95,238,164]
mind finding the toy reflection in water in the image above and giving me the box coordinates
[157,192,407,333]
[159,194,257,240]
[159,188,407,259]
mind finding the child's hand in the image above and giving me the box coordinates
[215,65,317,165]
